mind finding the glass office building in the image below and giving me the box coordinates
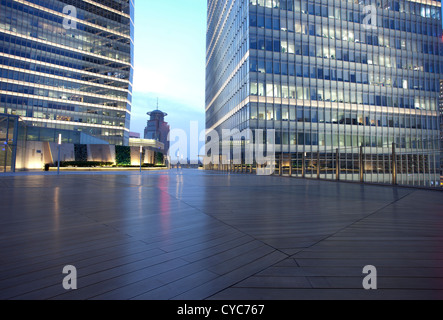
[440,79,443,176]
[206,0,442,187]
[0,0,134,146]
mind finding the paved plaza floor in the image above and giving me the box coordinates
[0,169,442,300]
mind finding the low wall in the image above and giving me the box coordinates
[129,148,155,166]
[88,145,115,162]
[16,143,161,170]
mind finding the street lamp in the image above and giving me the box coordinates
[140,145,143,173]
[57,134,61,175]
[3,141,7,174]
[176,151,180,171]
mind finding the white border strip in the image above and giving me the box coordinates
[22,117,130,132]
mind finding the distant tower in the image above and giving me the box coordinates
[144,101,170,154]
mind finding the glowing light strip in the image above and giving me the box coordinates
[0,52,130,84]
[0,29,131,66]
[83,0,131,18]
[206,1,239,68]
[206,0,230,57]
[22,117,130,132]
[14,0,131,39]
[0,78,128,103]
[206,51,249,112]
[207,0,219,33]
[248,96,439,116]
[408,0,441,7]
[0,90,131,114]
[1,66,129,93]
[208,95,438,132]
[208,97,250,132]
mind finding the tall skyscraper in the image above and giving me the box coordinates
[206,0,442,186]
[0,0,134,146]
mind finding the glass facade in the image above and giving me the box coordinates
[0,0,134,146]
[206,0,442,187]
[0,113,19,172]
[440,79,443,176]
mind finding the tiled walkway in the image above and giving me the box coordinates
[0,170,442,300]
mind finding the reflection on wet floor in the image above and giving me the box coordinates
[0,170,442,300]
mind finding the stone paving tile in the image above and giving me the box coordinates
[0,170,442,300]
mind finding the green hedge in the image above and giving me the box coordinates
[74,144,88,162]
[115,146,131,165]
[60,161,114,167]
[115,163,166,168]
[154,152,164,166]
